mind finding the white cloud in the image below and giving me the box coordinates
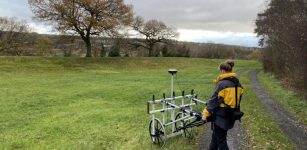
[28,22,54,34]
[178,29,259,47]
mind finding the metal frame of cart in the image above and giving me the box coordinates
[146,69,207,147]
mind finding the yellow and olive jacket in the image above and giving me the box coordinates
[202,72,243,130]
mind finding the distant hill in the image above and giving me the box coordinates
[0,31,261,59]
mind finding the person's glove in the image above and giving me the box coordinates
[195,111,202,121]
[196,114,202,121]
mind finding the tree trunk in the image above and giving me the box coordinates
[84,37,92,57]
[148,43,154,57]
[148,48,152,57]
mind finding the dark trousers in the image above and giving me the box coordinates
[209,124,229,150]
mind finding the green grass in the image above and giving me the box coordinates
[0,56,286,149]
[258,71,307,125]
[240,71,295,150]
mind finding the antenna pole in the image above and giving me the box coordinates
[168,69,177,133]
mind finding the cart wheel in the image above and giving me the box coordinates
[149,118,166,147]
[175,112,193,138]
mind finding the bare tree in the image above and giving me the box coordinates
[255,0,307,94]
[34,35,54,56]
[28,0,133,57]
[0,17,31,55]
[131,16,179,56]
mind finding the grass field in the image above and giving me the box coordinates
[0,57,294,149]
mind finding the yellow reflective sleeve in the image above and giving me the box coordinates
[202,108,211,118]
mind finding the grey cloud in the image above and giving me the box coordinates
[0,0,266,33]
[0,0,263,46]
[0,0,33,21]
[125,0,266,32]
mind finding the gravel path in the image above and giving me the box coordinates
[250,69,307,150]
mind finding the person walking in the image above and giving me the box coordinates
[202,60,244,150]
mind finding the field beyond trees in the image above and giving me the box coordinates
[0,57,264,149]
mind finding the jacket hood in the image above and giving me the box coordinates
[213,72,237,85]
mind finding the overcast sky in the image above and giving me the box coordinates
[0,0,267,47]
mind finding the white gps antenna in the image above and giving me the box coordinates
[168,69,177,97]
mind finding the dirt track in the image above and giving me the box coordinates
[198,69,307,150]
[251,69,307,150]
[198,121,246,150]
